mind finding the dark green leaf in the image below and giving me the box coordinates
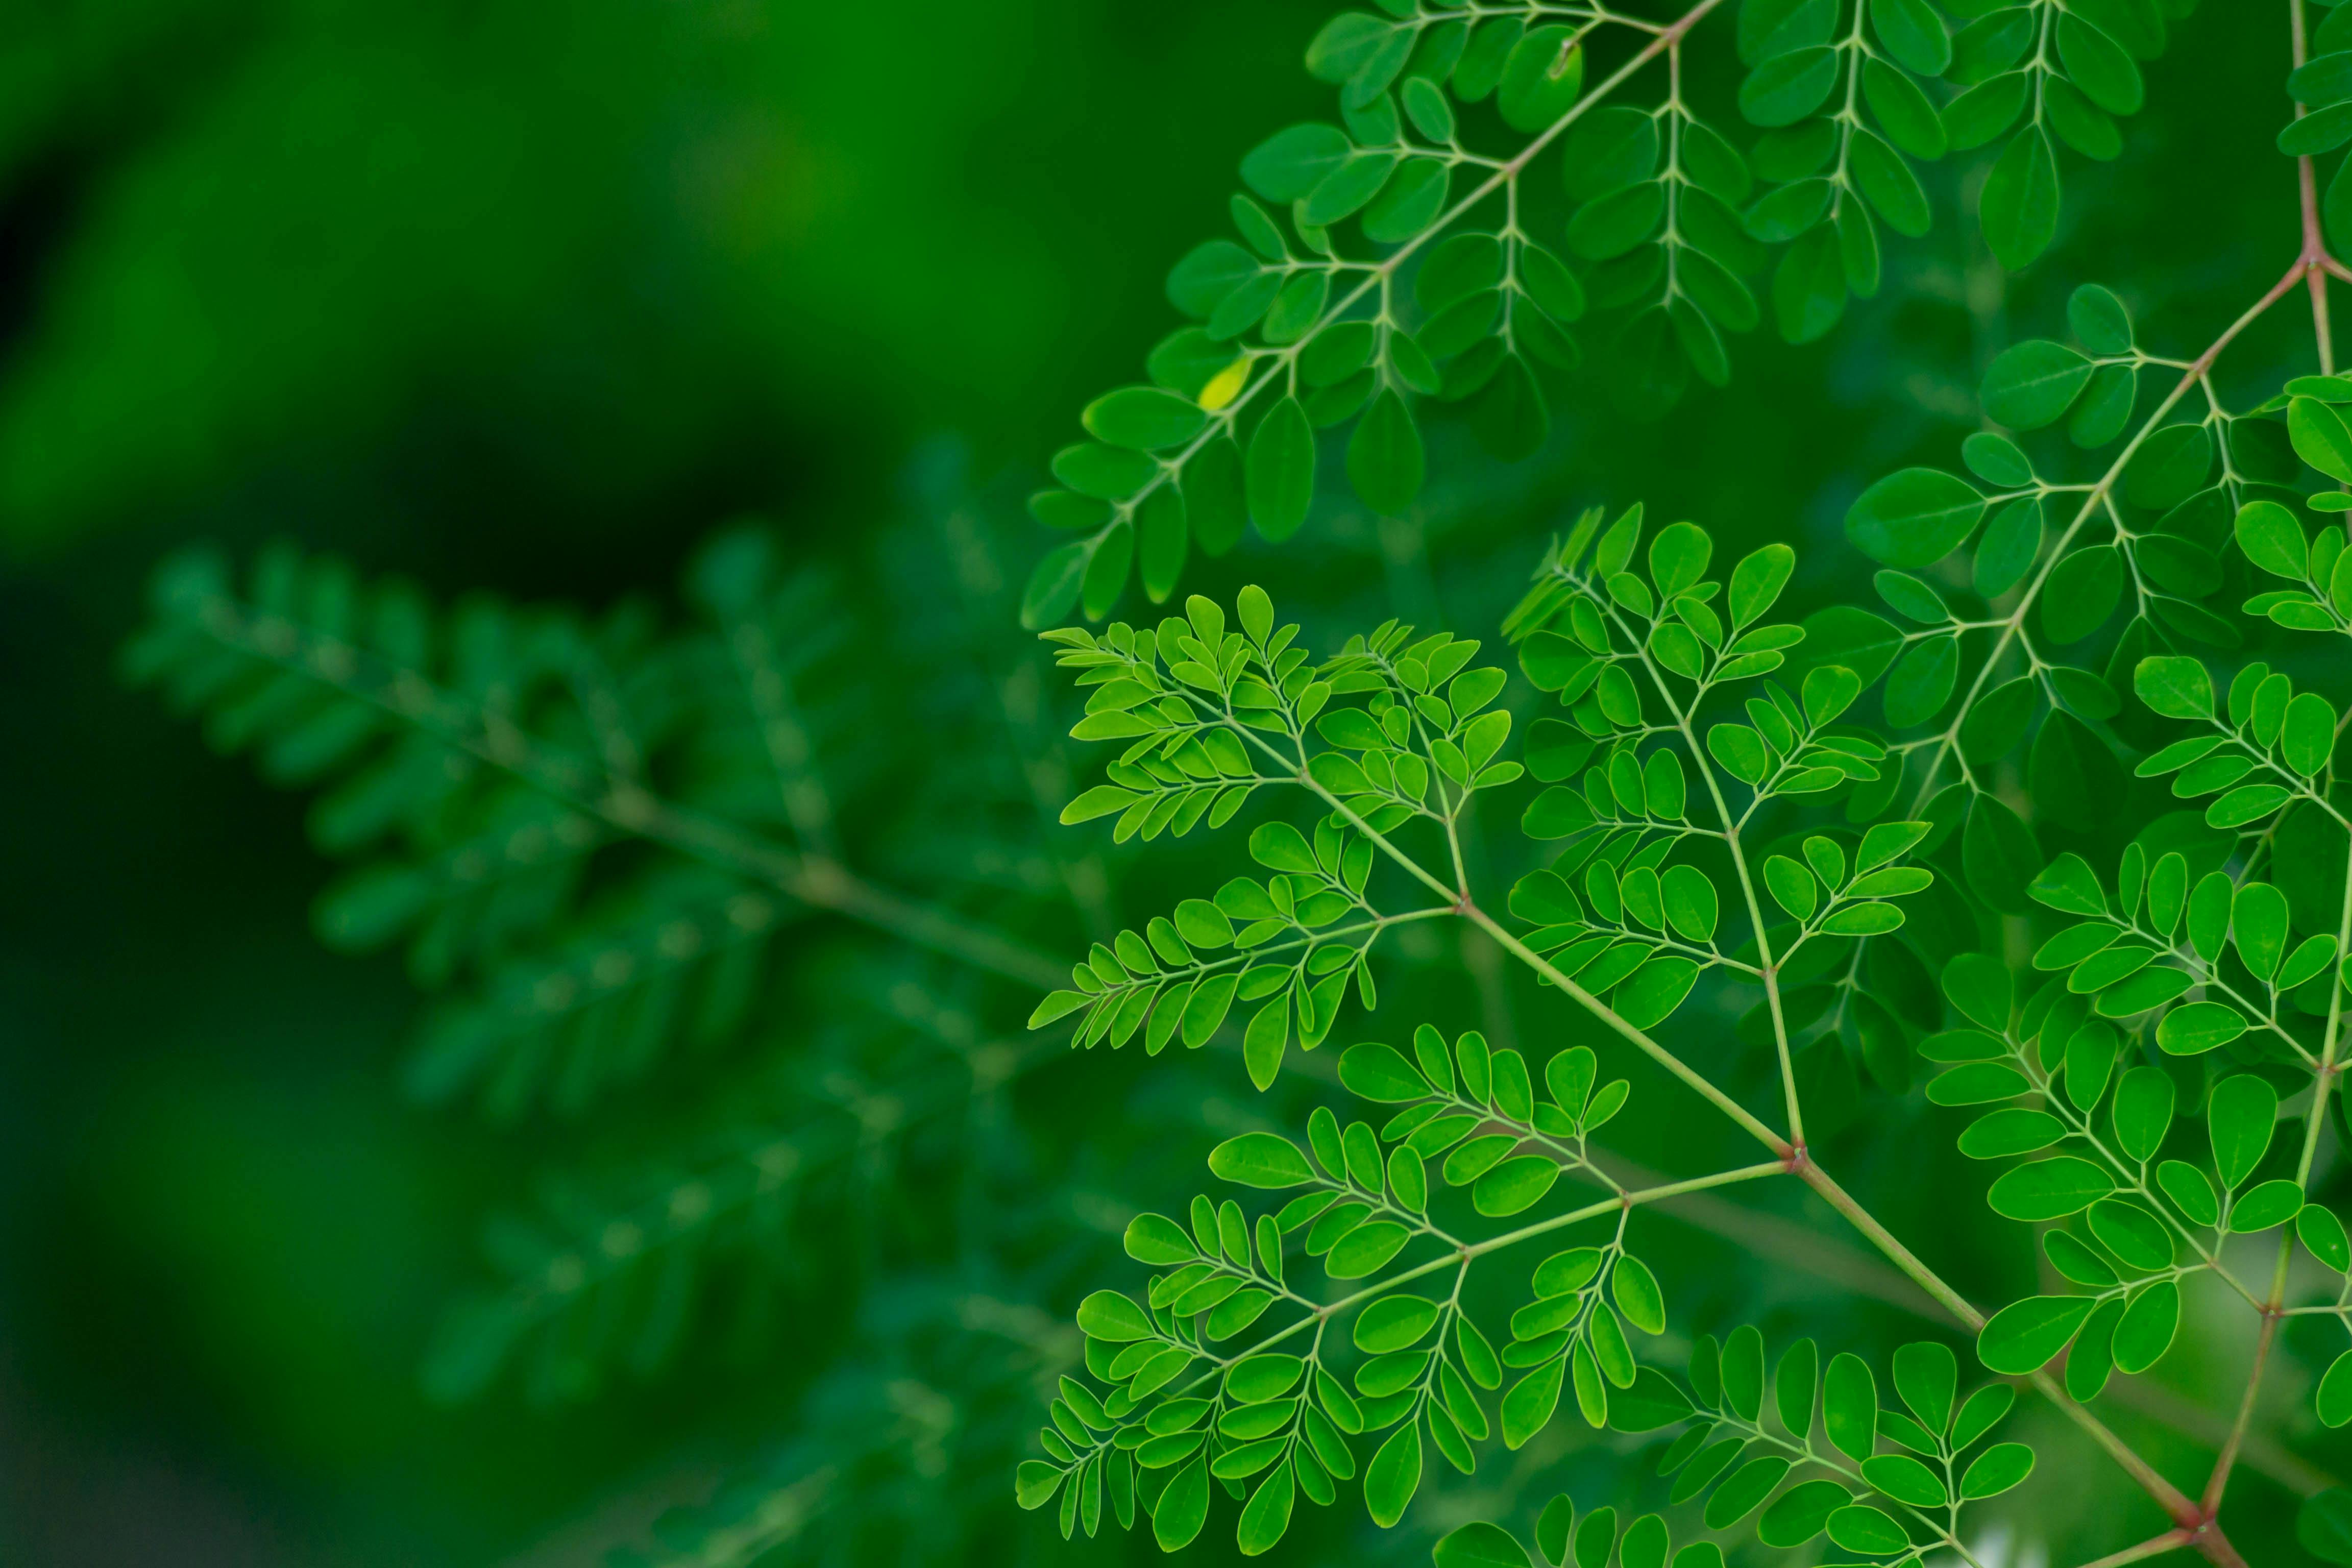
[1846,468,1984,566]
[1241,124,1352,203]
[1981,339,2091,429]
[1346,390,1424,514]
[1980,127,2060,270]
[2040,546,2123,643]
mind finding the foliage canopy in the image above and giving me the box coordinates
[95,0,2352,1563]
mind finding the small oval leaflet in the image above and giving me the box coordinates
[1845,468,1984,567]
[1209,1132,1316,1188]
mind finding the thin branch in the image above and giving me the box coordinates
[1908,260,2312,815]
[190,593,1069,992]
[2072,1531,2196,1568]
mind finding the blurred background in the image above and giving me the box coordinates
[1,1,2338,1564]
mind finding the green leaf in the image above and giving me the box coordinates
[1728,542,1797,625]
[1138,485,1188,602]
[2133,654,2214,719]
[1364,159,1450,242]
[2304,1490,2352,1563]
[1960,1440,2036,1498]
[1209,1132,1316,1188]
[1246,396,1315,542]
[1861,1451,1947,1506]
[1364,1420,1423,1527]
[1823,1353,1878,1461]
[2068,283,2134,354]
[1776,1337,1819,1440]
[1474,1155,1560,1215]
[1611,1254,1666,1334]
[1242,124,1352,203]
[1126,1212,1199,1265]
[1757,1479,1849,1547]
[1498,26,1585,133]
[1168,241,1263,319]
[1946,71,2030,151]
[2041,545,2124,643]
[1228,1355,1304,1402]
[1828,1503,1910,1555]
[1742,46,1841,127]
[1078,1289,1154,1341]
[1347,390,1425,514]
[1977,1294,2094,1374]
[1341,1043,1430,1102]
[2112,1281,2179,1374]
[1022,540,1092,629]
[1963,430,2034,486]
[1617,1515,1669,1568]
[1356,1295,1442,1354]
[2293,395,2352,482]
[1851,131,1930,236]
[2233,881,2291,980]
[2157,1000,2245,1055]
[2026,856,2101,920]
[1608,1368,1694,1431]
[2285,692,2338,774]
[2069,361,2137,445]
[1980,127,2060,270]
[1568,182,1667,261]
[2231,1178,2305,1233]
[2123,423,2213,510]
[1084,386,1209,451]
[2284,102,2352,157]
[1153,1459,1210,1550]
[1742,0,1837,63]
[1704,1456,1790,1528]
[1988,1156,2112,1220]
[1615,955,1699,1028]
[1015,1460,1065,1511]
[1521,242,1587,324]
[1327,1219,1410,1276]
[1419,235,1505,315]
[1892,1341,1956,1432]
[1962,794,2042,915]
[2303,1206,2352,1272]
[1435,1523,1533,1568]
[1972,496,2045,596]
[2210,1074,2280,1190]
[1940,952,2011,1031]
[1773,225,1849,343]
[1660,865,1719,942]
[2237,499,2310,578]
[1870,0,1951,75]
[1307,14,1393,83]
[1846,468,1984,566]
[1883,636,1958,726]
[1981,340,2092,429]
[1865,58,1949,158]
[2113,1066,2176,1160]
[2056,16,2142,114]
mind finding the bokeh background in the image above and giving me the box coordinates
[1,1,2338,1564]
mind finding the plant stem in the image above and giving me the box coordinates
[2072,1531,2196,1568]
[1908,260,2311,814]
[1064,0,1731,592]
[1457,902,1794,1156]
[2295,0,2341,371]
[2201,1312,2280,1517]
[193,594,1071,992]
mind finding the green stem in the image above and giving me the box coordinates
[190,591,1071,991]
[1460,902,1793,1155]
[1908,260,2311,814]
[2071,1532,2196,1568]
